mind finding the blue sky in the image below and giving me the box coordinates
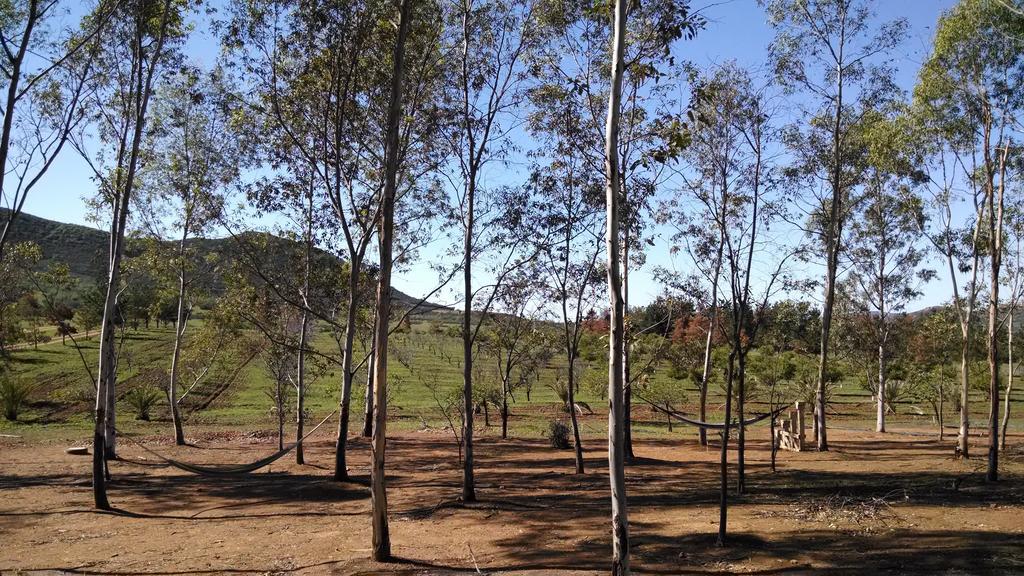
[16,0,962,310]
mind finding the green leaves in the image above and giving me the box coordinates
[913,0,1024,147]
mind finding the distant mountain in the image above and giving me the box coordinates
[3,209,109,282]
[1,208,445,312]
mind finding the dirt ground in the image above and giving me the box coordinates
[1,426,1023,575]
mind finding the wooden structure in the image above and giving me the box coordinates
[775,401,806,452]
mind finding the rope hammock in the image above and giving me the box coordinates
[633,391,790,430]
[115,410,337,476]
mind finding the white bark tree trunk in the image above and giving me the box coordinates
[1002,313,1013,450]
[604,0,630,571]
[369,0,412,560]
[92,0,174,508]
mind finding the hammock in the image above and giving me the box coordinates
[115,410,336,476]
[634,391,789,430]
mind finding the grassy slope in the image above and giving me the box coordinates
[3,310,1023,444]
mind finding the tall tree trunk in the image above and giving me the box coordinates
[769,389,777,473]
[986,149,1005,482]
[295,309,308,465]
[276,375,285,450]
[567,353,584,474]
[876,348,886,433]
[167,278,186,444]
[501,375,509,439]
[988,263,1000,482]
[104,341,117,458]
[168,232,188,447]
[369,0,412,560]
[736,350,747,495]
[462,177,476,502]
[623,235,633,463]
[815,252,837,451]
[698,224,725,447]
[717,350,736,546]
[336,257,362,480]
[939,374,945,441]
[93,208,127,510]
[92,0,174,508]
[604,0,629,571]
[816,47,846,453]
[959,326,972,456]
[877,312,886,434]
[296,193,313,466]
[362,309,376,438]
[1002,313,1013,450]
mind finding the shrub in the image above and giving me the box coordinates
[125,386,162,421]
[547,420,570,449]
[0,377,35,421]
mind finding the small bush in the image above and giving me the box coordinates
[0,377,35,421]
[547,420,570,449]
[125,386,162,421]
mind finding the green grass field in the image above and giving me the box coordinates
[2,311,1023,444]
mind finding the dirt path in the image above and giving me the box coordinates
[1,429,1022,574]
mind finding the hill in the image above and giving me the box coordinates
[1,208,444,312]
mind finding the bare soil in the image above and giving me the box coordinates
[1,427,1023,575]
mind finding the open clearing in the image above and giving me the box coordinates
[2,427,1023,575]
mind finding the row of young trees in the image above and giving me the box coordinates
[1,0,1022,571]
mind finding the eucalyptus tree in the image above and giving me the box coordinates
[0,0,116,259]
[530,134,604,475]
[913,118,987,459]
[685,64,788,525]
[443,0,540,503]
[1000,200,1024,450]
[138,66,241,445]
[368,0,416,560]
[222,0,445,481]
[68,0,185,510]
[223,0,376,479]
[906,306,960,440]
[662,71,731,448]
[767,0,906,451]
[482,267,553,439]
[845,109,932,433]
[914,0,1024,478]
[530,0,699,461]
[604,0,630,568]
[244,170,335,465]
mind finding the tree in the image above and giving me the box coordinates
[0,0,113,259]
[139,66,240,445]
[223,0,444,481]
[0,242,41,354]
[914,0,1024,478]
[445,0,539,502]
[221,0,378,478]
[70,0,184,510]
[28,262,78,347]
[704,66,783,521]
[530,123,603,475]
[846,109,932,433]
[530,0,699,462]
[768,0,906,451]
[913,111,987,460]
[74,287,104,340]
[748,350,797,471]
[483,270,554,439]
[761,300,821,354]
[1001,200,1024,449]
[906,308,960,439]
[368,0,413,560]
[603,0,629,569]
